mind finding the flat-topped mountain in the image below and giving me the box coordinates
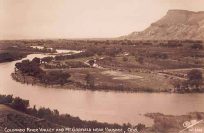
[122,10,204,40]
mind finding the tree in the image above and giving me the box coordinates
[171,79,193,92]
[15,59,44,77]
[41,56,53,63]
[191,43,203,50]
[187,69,203,89]
[85,73,95,88]
[12,97,29,112]
[59,71,71,86]
[30,105,38,116]
[171,79,182,89]
[31,57,41,65]
[15,60,29,73]
[88,59,95,67]
[0,95,13,104]
[53,109,59,116]
[136,123,146,132]
[45,70,71,85]
[136,56,144,64]
[122,56,128,62]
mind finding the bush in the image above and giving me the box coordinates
[15,59,71,86]
[187,69,203,89]
[150,52,168,59]
[15,59,44,76]
[41,56,54,63]
[42,70,71,85]
[85,73,95,88]
[136,56,144,64]
[12,97,29,112]
[136,123,146,132]
[122,57,128,62]
[0,95,13,104]
[191,44,203,50]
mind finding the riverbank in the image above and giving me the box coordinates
[0,51,28,63]
[11,71,170,93]
[11,71,84,90]
[12,70,204,93]
[0,45,55,63]
[145,112,204,133]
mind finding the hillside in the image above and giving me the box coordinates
[0,104,61,132]
[122,10,204,40]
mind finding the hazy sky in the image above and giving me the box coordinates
[1,0,204,40]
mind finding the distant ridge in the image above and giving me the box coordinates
[121,10,204,40]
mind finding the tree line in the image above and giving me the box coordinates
[172,69,203,92]
[15,57,71,86]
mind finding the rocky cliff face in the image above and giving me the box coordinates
[122,10,204,40]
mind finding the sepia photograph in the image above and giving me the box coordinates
[0,0,204,132]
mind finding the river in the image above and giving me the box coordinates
[0,52,204,127]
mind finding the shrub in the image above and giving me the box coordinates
[122,57,128,62]
[136,56,144,64]
[11,97,29,112]
[0,95,13,104]
[187,69,203,89]
[43,70,71,85]
[191,44,203,50]
[85,73,95,88]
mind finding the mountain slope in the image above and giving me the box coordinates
[122,10,204,40]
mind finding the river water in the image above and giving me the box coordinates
[0,53,204,127]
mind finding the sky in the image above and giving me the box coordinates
[1,0,204,40]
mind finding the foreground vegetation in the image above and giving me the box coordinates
[0,94,146,132]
